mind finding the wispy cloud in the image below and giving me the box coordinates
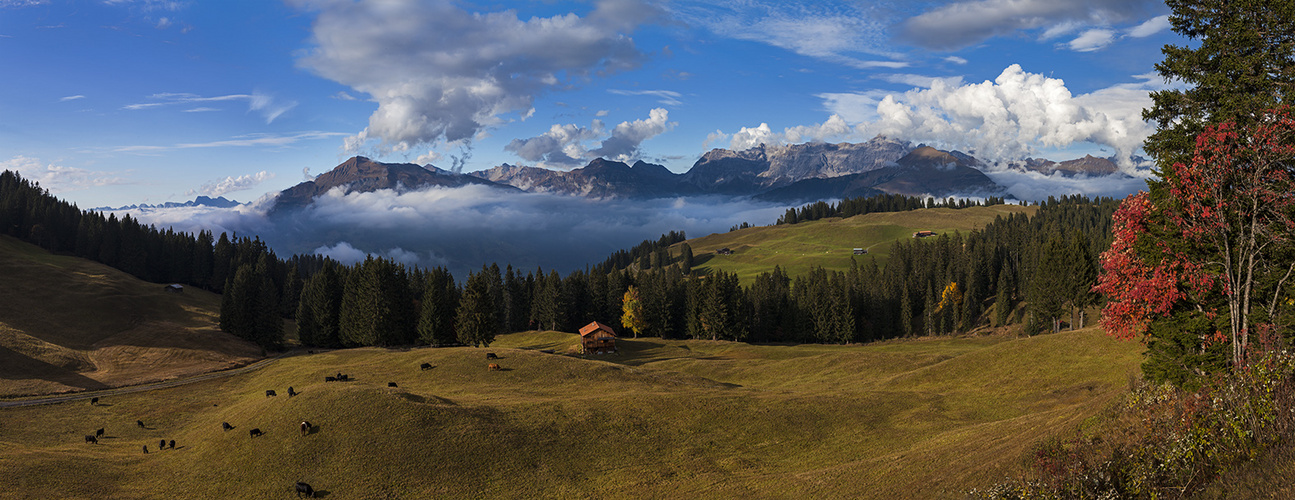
[607,89,683,106]
[1,156,129,193]
[898,0,1158,50]
[188,170,275,197]
[113,131,349,153]
[1068,28,1116,52]
[1127,14,1171,38]
[59,95,86,102]
[122,91,296,123]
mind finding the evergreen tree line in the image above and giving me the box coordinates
[776,193,1012,225]
[591,230,688,274]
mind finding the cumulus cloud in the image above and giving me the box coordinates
[1128,14,1171,38]
[1,156,128,192]
[123,184,791,279]
[505,108,674,167]
[191,171,274,198]
[289,0,657,154]
[673,0,907,69]
[899,0,1156,50]
[724,115,852,151]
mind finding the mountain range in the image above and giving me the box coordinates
[264,137,1134,211]
[94,195,241,212]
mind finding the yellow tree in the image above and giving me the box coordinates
[621,285,646,339]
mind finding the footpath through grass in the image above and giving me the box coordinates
[0,327,1139,499]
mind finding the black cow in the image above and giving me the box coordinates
[142,445,148,454]
[221,422,233,431]
[266,389,278,397]
[339,374,349,381]
[136,420,145,428]
[169,439,175,449]
[287,386,297,397]
[159,439,166,450]
[486,352,499,360]
[295,482,315,498]
[84,435,98,444]
[249,428,263,438]
[388,382,398,388]
[420,362,433,370]
[324,376,337,382]
[90,397,99,405]
[95,428,105,437]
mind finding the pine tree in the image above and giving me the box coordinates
[455,271,496,347]
[994,266,1011,327]
[680,243,694,275]
[417,267,460,345]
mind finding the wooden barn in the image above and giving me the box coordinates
[578,321,618,354]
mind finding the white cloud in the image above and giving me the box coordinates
[674,1,907,69]
[183,107,219,113]
[194,171,274,198]
[122,91,295,123]
[1068,28,1116,52]
[113,131,348,153]
[723,114,852,150]
[703,130,729,150]
[506,108,674,167]
[850,64,1156,169]
[156,17,171,29]
[59,95,85,102]
[876,73,965,89]
[1127,14,1170,38]
[1,156,128,193]
[943,56,968,65]
[288,0,657,154]
[607,89,683,106]
[900,0,1156,50]
[0,0,50,6]
[331,91,358,101]
[983,169,1151,202]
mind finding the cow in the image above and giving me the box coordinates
[221,422,234,431]
[136,420,145,428]
[95,428,105,437]
[339,374,349,381]
[420,362,433,371]
[159,439,166,450]
[300,421,312,435]
[266,389,278,397]
[486,352,499,360]
[387,382,398,388]
[90,397,99,405]
[142,445,148,454]
[249,428,263,438]
[295,482,315,498]
[287,386,297,397]
[488,363,501,371]
[169,439,176,449]
[324,376,336,382]
[84,435,98,444]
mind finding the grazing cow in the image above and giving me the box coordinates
[339,374,349,381]
[84,435,98,444]
[486,352,499,360]
[295,482,315,498]
[266,389,278,397]
[387,382,398,388]
[169,439,175,449]
[95,428,105,437]
[221,422,233,431]
[142,445,148,454]
[159,439,166,450]
[287,386,297,397]
[308,350,315,354]
[324,376,336,382]
[90,397,99,405]
[300,421,311,435]
[488,363,501,371]
[136,420,145,428]
[420,362,433,371]
[249,428,263,438]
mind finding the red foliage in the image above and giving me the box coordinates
[1094,192,1188,339]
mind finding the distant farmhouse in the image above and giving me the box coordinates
[716,247,733,255]
[913,231,936,238]
[853,248,867,255]
[579,321,617,355]
[164,284,184,293]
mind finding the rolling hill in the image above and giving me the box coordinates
[0,234,262,397]
[0,328,1141,499]
[677,204,1036,283]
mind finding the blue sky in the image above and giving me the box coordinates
[1,0,1182,208]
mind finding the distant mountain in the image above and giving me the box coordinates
[93,195,240,212]
[758,146,1006,202]
[470,158,695,199]
[682,137,913,193]
[272,156,512,212]
[1004,154,1121,177]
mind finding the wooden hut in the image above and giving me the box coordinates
[578,321,618,354]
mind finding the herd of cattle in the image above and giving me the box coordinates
[74,350,512,497]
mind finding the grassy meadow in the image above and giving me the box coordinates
[0,328,1141,499]
[0,234,261,397]
[677,204,1035,283]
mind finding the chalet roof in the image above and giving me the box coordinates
[579,321,617,338]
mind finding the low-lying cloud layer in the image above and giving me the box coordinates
[121,184,790,279]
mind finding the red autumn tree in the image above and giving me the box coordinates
[1096,106,1295,368]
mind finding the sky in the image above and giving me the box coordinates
[0,0,1187,274]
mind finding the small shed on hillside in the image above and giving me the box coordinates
[913,230,936,238]
[853,248,866,255]
[716,247,733,255]
[164,284,184,293]
[579,321,618,354]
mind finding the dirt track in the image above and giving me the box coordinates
[0,354,288,409]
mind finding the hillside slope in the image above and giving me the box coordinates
[0,235,262,397]
[0,328,1140,499]
[681,204,1035,283]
